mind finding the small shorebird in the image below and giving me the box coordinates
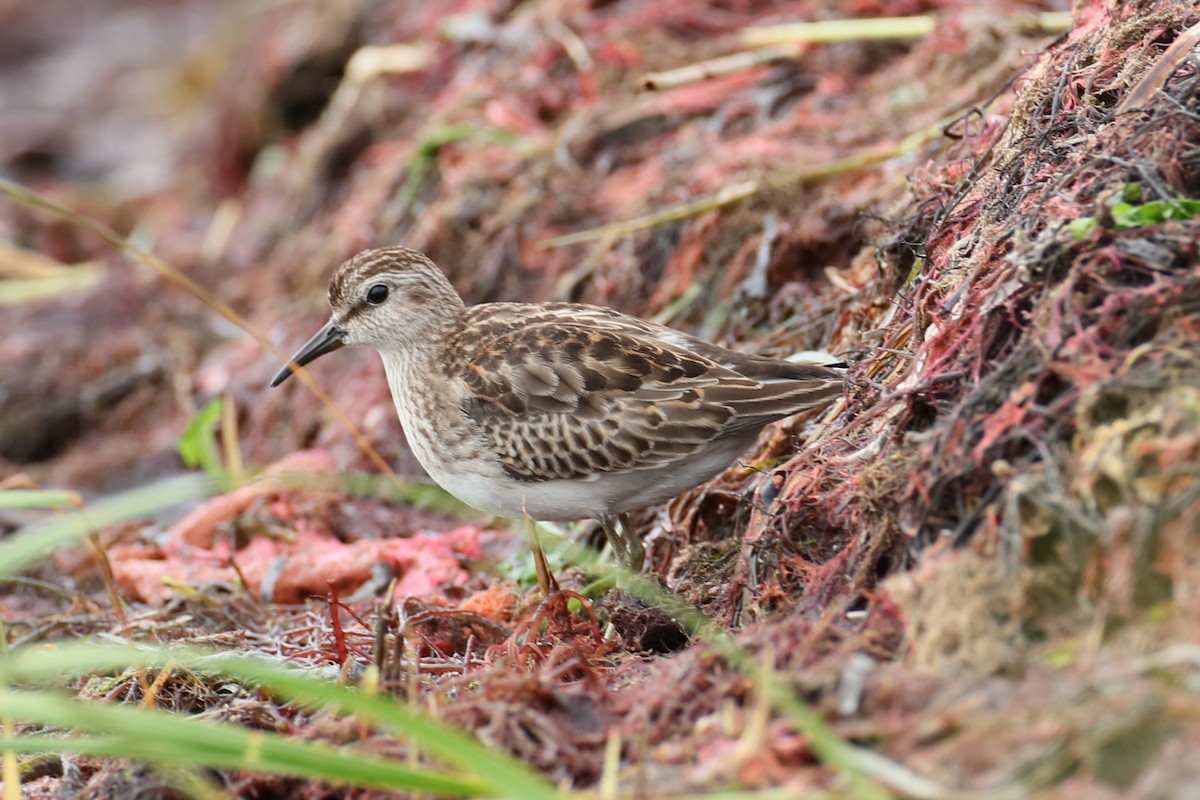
[271,247,845,569]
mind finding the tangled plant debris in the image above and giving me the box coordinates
[3,0,1200,796]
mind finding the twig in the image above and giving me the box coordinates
[741,11,1073,48]
[539,111,950,249]
[1115,19,1200,114]
[741,15,938,47]
[644,13,1073,93]
[538,181,758,248]
[327,583,348,667]
[642,43,798,91]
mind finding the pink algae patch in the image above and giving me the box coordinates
[110,524,484,606]
[106,449,484,604]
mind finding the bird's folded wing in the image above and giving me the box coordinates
[450,307,842,482]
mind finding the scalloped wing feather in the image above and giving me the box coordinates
[449,303,844,482]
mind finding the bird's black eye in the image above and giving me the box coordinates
[366,284,389,305]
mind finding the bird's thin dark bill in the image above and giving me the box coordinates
[270,321,345,387]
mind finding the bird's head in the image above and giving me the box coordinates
[270,247,464,387]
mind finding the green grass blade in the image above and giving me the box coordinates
[0,474,218,576]
[0,491,81,510]
[0,695,488,797]
[0,268,101,304]
[619,572,928,800]
[2,642,558,800]
[208,654,558,799]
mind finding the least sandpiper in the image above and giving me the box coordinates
[271,247,845,569]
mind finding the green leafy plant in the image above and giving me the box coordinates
[1111,196,1200,229]
[1072,183,1200,239]
[1068,216,1099,239]
[177,397,228,484]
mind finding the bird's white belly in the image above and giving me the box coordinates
[381,353,757,523]
[417,433,753,522]
[422,461,611,521]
